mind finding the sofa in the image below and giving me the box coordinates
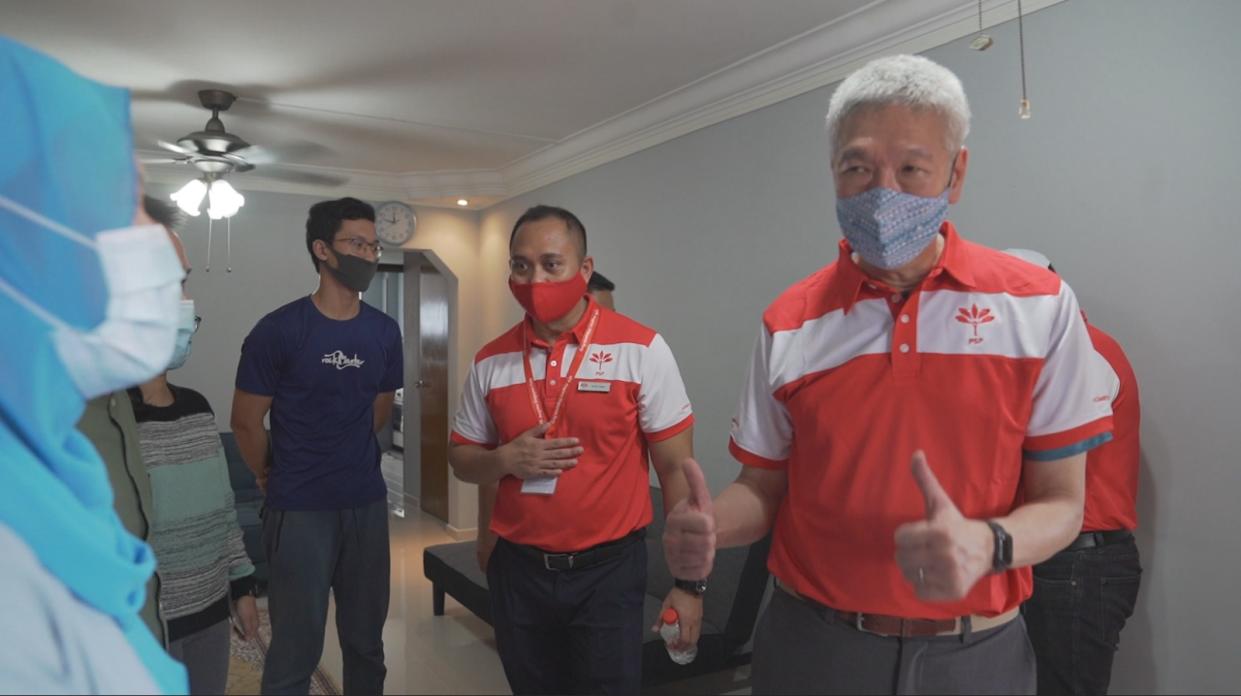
[220,431,269,587]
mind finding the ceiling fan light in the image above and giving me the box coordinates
[170,178,208,216]
[207,179,245,220]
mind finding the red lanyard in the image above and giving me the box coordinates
[521,309,600,437]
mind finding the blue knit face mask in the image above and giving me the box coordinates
[836,186,949,270]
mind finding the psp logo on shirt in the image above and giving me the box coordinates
[955,304,995,345]
[589,350,614,376]
[322,350,365,370]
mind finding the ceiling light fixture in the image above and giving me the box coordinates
[207,179,245,220]
[170,178,208,216]
[457,198,469,207]
[169,175,246,273]
[969,0,993,50]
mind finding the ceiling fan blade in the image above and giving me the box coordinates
[140,157,186,164]
[244,166,349,187]
[157,139,196,155]
[230,141,334,166]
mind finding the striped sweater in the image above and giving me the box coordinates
[128,385,254,639]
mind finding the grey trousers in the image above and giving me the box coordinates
[752,588,1036,696]
[167,618,231,696]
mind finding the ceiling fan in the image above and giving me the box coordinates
[142,88,349,190]
[143,88,348,272]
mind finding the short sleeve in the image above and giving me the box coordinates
[728,323,793,469]
[1023,282,1115,461]
[234,316,283,397]
[451,361,499,447]
[380,319,403,392]
[637,334,694,441]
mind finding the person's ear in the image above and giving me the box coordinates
[580,255,595,280]
[947,147,969,204]
[314,239,332,264]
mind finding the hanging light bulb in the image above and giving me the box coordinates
[1016,0,1032,120]
[206,179,245,220]
[170,178,208,216]
[970,0,992,50]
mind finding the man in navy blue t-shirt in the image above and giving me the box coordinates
[231,197,401,696]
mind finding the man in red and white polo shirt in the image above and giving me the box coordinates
[449,205,698,696]
[1005,248,1143,696]
[663,55,1115,695]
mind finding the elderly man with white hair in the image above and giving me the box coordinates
[662,54,1115,694]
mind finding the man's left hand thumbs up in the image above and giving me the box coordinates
[894,450,995,601]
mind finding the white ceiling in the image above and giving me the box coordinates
[1,0,1057,208]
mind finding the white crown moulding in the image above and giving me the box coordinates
[138,0,1062,210]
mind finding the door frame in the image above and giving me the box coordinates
[401,249,458,523]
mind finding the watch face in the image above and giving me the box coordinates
[376,202,415,245]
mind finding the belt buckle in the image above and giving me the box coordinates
[854,612,873,635]
[543,552,575,571]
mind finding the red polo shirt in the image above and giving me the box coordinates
[452,298,694,552]
[1083,322,1140,532]
[729,222,1114,619]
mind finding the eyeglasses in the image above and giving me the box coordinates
[335,237,384,258]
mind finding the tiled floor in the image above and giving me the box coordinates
[317,509,750,695]
[318,509,508,695]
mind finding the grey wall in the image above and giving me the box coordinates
[478,1,1241,692]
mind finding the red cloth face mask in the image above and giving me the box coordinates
[509,273,588,324]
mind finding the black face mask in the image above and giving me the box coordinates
[325,249,378,292]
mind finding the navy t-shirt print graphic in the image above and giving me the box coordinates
[322,350,365,370]
[235,296,403,511]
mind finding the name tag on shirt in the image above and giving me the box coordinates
[577,381,611,393]
[521,476,558,496]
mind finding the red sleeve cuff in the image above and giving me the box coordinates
[645,414,694,443]
[451,431,497,449]
[1024,416,1114,452]
[729,438,788,470]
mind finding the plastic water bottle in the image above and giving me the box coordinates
[659,607,697,665]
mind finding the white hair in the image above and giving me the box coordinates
[825,54,971,158]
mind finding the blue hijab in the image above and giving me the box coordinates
[0,36,187,694]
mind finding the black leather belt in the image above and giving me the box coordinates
[510,528,645,572]
[1065,529,1133,552]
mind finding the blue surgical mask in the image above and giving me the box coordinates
[167,299,196,370]
[836,187,949,270]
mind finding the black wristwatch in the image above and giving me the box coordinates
[987,520,1013,573]
[674,578,708,596]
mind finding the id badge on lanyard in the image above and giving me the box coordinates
[519,310,599,495]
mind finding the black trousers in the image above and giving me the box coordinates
[487,535,646,696]
[260,499,390,696]
[1023,534,1142,695]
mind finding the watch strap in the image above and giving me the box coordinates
[674,578,707,596]
[986,520,1013,573]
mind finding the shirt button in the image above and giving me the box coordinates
[550,360,558,367]
[900,314,911,324]
[891,293,902,303]
[550,379,558,386]
[899,343,911,353]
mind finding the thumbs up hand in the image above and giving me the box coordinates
[663,458,716,580]
[893,451,995,601]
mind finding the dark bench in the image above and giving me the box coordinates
[423,487,772,688]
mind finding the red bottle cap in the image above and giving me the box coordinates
[661,608,679,625]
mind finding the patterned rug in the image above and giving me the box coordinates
[226,600,340,695]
